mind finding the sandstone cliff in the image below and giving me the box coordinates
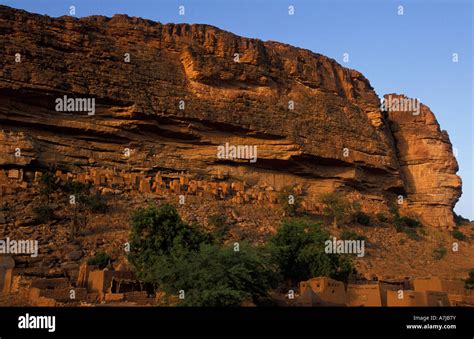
[0,5,461,227]
[385,94,461,228]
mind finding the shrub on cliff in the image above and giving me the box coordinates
[320,192,350,228]
[433,245,447,260]
[279,187,299,217]
[389,205,421,228]
[340,230,367,241]
[390,206,422,240]
[33,204,55,224]
[376,213,388,223]
[61,181,90,195]
[399,216,421,228]
[452,229,467,241]
[268,218,354,284]
[87,252,110,269]
[80,193,109,214]
[465,269,474,289]
[352,211,370,226]
[208,213,232,243]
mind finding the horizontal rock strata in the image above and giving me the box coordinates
[0,5,461,227]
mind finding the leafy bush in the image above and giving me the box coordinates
[389,205,421,228]
[33,205,55,224]
[282,199,298,217]
[402,227,421,241]
[128,204,213,281]
[208,213,231,243]
[451,229,467,241]
[80,193,108,213]
[465,269,474,289]
[433,245,447,260]
[389,205,400,217]
[352,211,370,226]
[320,192,350,228]
[87,252,110,269]
[391,207,422,240]
[376,213,388,223]
[340,230,367,241]
[268,218,354,283]
[61,181,90,195]
[399,216,421,228]
[279,188,299,217]
[153,242,279,306]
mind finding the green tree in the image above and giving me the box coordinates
[81,193,109,214]
[128,204,213,281]
[208,213,232,243]
[153,242,279,306]
[268,218,354,284]
[320,192,350,228]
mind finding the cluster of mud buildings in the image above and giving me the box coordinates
[295,276,474,307]
[0,167,286,205]
[1,167,341,213]
[0,258,157,306]
[1,255,473,307]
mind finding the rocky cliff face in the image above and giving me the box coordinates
[385,94,461,228]
[0,5,461,227]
